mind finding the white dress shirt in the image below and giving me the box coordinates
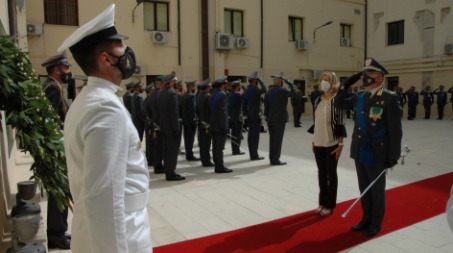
[64,77,152,253]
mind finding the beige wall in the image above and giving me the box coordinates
[367,0,453,118]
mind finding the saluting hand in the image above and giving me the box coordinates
[330,145,343,160]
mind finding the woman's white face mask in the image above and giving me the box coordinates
[321,80,331,92]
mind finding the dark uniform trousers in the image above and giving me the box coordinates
[293,104,302,125]
[408,104,417,119]
[212,131,227,168]
[268,122,286,163]
[145,121,155,165]
[248,120,261,158]
[231,122,243,154]
[47,195,68,238]
[153,130,165,169]
[199,124,212,164]
[183,123,197,158]
[423,102,431,119]
[163,131,181,177]
[355,161,386,226]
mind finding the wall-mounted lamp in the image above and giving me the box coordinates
[313,21,333,40]
[132,0,144,23]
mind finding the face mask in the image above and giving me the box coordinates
[60,71,73,83]
[363,74,376,87]
[110,47,136,80]
[320,80,330,92]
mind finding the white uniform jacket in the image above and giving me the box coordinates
[64,77,152,253]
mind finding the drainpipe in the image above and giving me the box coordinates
[201,0,209,79]
[260,0,263,69]
[177,0,181,66]
[8,0,17,39]
[364,0,368,60]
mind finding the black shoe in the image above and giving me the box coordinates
[166,174,186,181]
[364,225,381,236]
[178,149,186,155]
[294,125,302,128]
[202,162,215,167]
[271,161,287,166]
[251,156,264,161]
[186,156,201,161]
[215,167,233,173]
[260,129,267,133]
[233,152,246,155]
[48,235,71,249]
[408,118,414,120]
[351,221,370,231]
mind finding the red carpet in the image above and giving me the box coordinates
[154,172,453,253]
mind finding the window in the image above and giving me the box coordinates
[387,20,404,45]
[144,1,169,31]
[288,17,303,41]
[341,24,351,39]
[387,76,399,91]
[44,0,78,26]
[224,9,243,37]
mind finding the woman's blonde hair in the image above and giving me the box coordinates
[319,71,339,93]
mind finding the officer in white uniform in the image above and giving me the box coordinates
[60,4,152,253]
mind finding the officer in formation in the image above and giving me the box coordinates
[334,58,402,237]
[244,71,267,161]
[433,85,448,120]
[143,83,155,165]
[131,81,145,141]
[229,79,245,155]
[181,80,200,161]
[264,72,298,166]
[420,85,434,119]
[157,71,185,181]
[404,86,419,120]
[196,78,215,167]
[209,76,232,173]
[291,84,307,127]
[41,51,72,249]
[150,75,166,174]
[123,81,134,114]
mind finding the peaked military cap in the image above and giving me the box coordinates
[247,71,258,80]
[132,80,142,88]
[197,78,211,89]
[163,71,177,83]
[125,81,134,88]
[271,72,284,79]
[175,80,183,86]
[58,4,128,53]
[145,83,155,92]
[212,75,228,87]
[185,80,196,85]
[363,58,389,75]
[41,51,71,68]
[230,79,241,86]
[155,75,165,82]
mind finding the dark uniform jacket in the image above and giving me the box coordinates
[335,78,402,168]
[420,90,434,106]
[181,92,197,126]
[434,90,448,106]
[123,92,133,114]
[229,91,243,123]
[209,91,228,133]
[244,80,267,121]
[264,82,298,123]
[405,90,419,106]
[157,87,181,135]
[150,88,161,128]
[196,92,211,126]
[42,77,69,124]
[131,93,145,127]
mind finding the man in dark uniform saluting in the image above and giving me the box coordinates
[123,81,134,114]
[210,76,232,173]
[150,75,166,174]
[196,78,215,167]
[264,72,298,166]
[229,79,245,155]
[131,80,145,141]
[158,71,185,181]
[41,51,72,249]
[405,86,419,120]
[181,80,200,161]
[143,83,155,165]
[244,71,267,160]
[334,58,402,236]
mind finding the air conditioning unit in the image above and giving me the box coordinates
[236,37,249,49]
[445,43,453,54]
[340,37,351,47]
[152,31,168,44]
[296,40,309,50]
[133,65,147,76]
[310,69,324,80]
[27,24,43,35]
[215,33,234,50]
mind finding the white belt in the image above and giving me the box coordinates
[124,191,149,212]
